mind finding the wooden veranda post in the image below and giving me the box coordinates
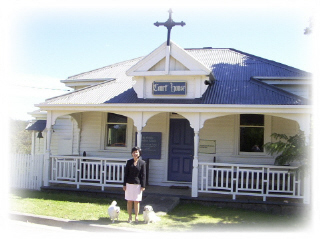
[192,131,199,197]
[43,111,54,187]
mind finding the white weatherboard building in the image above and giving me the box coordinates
[26,38,311,202]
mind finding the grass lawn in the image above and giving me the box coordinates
[10,190,310,232]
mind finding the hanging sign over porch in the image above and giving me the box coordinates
[152,81,187,95]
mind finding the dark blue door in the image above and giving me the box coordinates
[168,119,194,182]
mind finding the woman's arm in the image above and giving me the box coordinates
[123,159,130,187]
[140,160,147,188]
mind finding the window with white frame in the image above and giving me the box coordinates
[239,114,265,153]
[105,113,127,147]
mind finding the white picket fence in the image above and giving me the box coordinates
[199,162,305,201]
[11,154,44,190]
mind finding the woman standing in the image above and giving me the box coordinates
[123,146,146,223]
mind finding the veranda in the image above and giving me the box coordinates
[10,154,310,204]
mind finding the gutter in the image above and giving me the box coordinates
[34,103,312,114]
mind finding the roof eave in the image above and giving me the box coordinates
[35,103,311,114]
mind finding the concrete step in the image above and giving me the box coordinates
[139,195,180,215]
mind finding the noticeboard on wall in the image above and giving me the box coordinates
[199,140,216,154]
[136,132,162,159]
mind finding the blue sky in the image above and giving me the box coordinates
[2,0,317,120]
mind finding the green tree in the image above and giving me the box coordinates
[264,131,309,166]
[10,119,32,154]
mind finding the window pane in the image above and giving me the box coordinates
[107,113,127,123]
[240,114,264,126]
[106,124,127,147]
[240,127,264,152]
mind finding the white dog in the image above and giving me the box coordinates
[143,205,161,224]
[108,201,120,223]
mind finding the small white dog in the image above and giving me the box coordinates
[143,205,161,224]
[108,201,120,223]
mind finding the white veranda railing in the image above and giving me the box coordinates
[11,154,307,202]
[198,162,304,201]
[50,156,127,190]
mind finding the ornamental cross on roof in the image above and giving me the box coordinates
[154,9,186,46]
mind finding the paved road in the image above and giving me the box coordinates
[7,213,142,236]
[8,220,95,237]
[6,219,140,238]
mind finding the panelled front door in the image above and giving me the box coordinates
[168,119,194,182]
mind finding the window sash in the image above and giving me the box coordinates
[240,114,264,126]
[107,113,127,123]
[240,127,264,152]
[105,113,128,148]
[239,114,265,153]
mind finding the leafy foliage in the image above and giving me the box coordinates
[10,119,32,154]
[264,131,308,166]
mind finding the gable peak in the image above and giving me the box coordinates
[126,41,211,76]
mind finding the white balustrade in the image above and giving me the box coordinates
[11,154,309,203]
[50,156,127,190]
[199,162,305,201]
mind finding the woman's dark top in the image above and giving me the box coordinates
[123,158,146,188]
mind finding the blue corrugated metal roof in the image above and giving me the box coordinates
[201,79,308,105]
[104,48,310,105]
[105,88,202,104]
[44,47,310,106]
[104,81,307,105]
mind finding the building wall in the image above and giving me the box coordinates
[141,112,169,185]
[198,115,299,165]
[199,114,235,163]
[78,111,134,158]
[51,116,75,155]
[271,115,299,137]
[42,112,300,186]
[79,111,103,153]
[34,116,76,155]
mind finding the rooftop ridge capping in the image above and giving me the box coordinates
[66,56,143,80]
[252,76,312,80]
[184,47,311,75]
[61,78,116,82]
[184,47,232,50]
[228,48,310,74]
[45,79,117,102]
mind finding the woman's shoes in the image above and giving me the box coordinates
[127,217,139,223]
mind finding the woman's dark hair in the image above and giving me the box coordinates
[131,146,142,156]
